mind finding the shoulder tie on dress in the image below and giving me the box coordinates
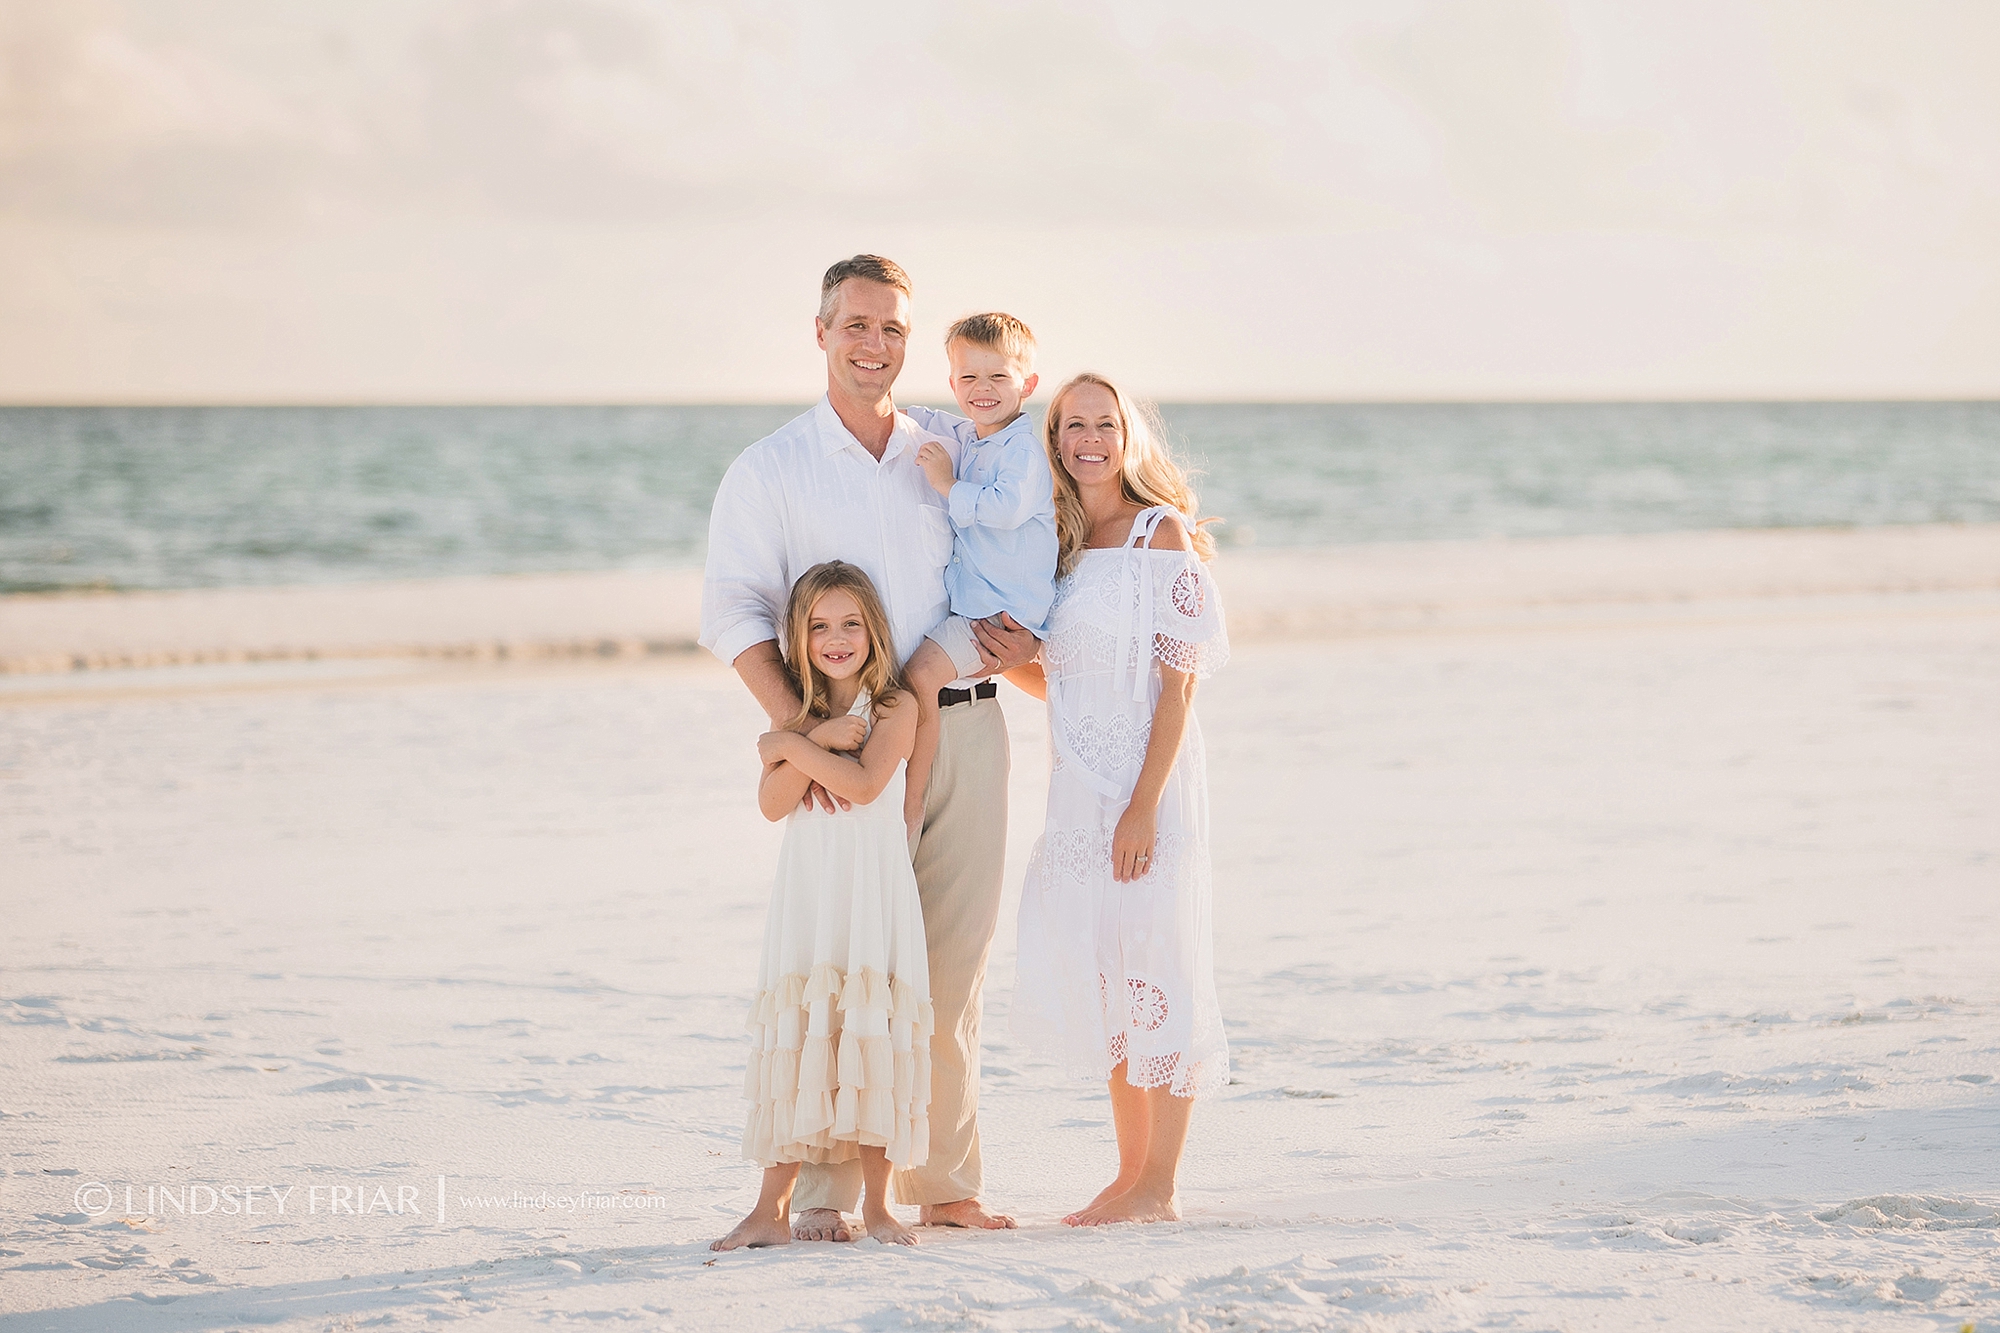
[1115,505,1182,703]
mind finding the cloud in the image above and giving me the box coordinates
[1,1,1995,399]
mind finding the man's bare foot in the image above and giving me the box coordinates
[790,1206,853,1242]
[1065,1187,1180,1227]
[711,1210,792,1251]
[861,1203,919,1246]
[1061,1177,1138,1225]
[919,1198,1017,1229]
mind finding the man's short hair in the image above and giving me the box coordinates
[945,312,1037,370]
[819,255,912,323]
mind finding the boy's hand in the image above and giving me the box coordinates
[808,715,867,751]
[915,441,956,497]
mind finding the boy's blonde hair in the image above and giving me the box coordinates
[1043,372,1218,577]
[782,560,907,729]
[945,311,1036,370]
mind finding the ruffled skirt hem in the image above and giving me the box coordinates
[741,962,934,1169]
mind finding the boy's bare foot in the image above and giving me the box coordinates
[711,1211,793,1251]
[862,1203,919,1246]
[919,1198,1017,1229]
[1065,1187,1180,1227]
[790,1207,853,1241]
[1062,1177,1138,1225]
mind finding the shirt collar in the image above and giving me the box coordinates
[813,394,917,463]
[969,412,1035,449]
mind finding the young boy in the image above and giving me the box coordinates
[900,312,1059,841]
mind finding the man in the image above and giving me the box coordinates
[699,254,1035,1238]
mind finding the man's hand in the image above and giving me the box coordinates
[808,715,867,751]
[915,441,956,498]
[802,781,850,814]
[970,612,1040,676]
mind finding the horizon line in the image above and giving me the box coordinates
[3,394,1998,410]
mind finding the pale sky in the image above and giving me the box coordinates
[3,0,1996,402]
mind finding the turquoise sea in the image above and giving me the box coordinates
[1,402,1995,594]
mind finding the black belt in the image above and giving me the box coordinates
[938,681,998,708]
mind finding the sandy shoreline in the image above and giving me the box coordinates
[2,530,1996,1329]
[4,523,1997,674]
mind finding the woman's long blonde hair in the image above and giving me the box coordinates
[1042,372,1218,576]
[782,560,906,729]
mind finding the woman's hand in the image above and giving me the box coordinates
[807,714,867,751]
[1111,802,1158,883]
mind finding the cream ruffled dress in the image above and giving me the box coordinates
[741,690,933,1169]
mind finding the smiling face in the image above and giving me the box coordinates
[816,279,909,405]
[946,340,1037,434]
[1052,381,1126,490]
[805,587,871,682]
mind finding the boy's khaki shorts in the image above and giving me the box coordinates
[925,614,990,680]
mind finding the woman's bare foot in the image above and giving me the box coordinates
[711,1210,793,1251]
[862,1202,919,1246]
[919,1198,1017,1229]
[790,1207,853,1242]
[1066,1186,1180,1227]
[1062,1177,1139,1225]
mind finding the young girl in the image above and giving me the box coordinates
[1004,372,1229,1227]
[711,561,932,1251]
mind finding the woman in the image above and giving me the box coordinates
[1005,372,1229,1226]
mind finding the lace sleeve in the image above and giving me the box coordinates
[1150,553,1229,679]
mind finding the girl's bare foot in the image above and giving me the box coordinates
[711,1210,793,1250]
[862,1203,919,1246]
[1062,1178,1138,1225]
[1066,1186,1180,1227]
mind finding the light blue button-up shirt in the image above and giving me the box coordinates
[902,404,1058,637]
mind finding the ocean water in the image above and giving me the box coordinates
[0,401,1995,593]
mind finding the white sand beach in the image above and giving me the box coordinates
[2,527,1997,1330]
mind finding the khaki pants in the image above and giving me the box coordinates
[790,696,1010,1212]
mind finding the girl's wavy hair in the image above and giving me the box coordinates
[1042,372,1218,576]
[782,560,906,729]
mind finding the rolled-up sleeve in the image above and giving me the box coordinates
[699,452,786,667]
[948,438,1046,532]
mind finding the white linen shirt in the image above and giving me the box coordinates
[901,405,1059,637]
[700,396,960,675]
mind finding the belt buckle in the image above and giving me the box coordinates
[938,681,996,709]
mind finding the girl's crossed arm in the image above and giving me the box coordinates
[755,692,918,816]
[755,713,864,820]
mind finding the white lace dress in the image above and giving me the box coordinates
[1012,506,1231,1097]
[741,690,933,1168]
